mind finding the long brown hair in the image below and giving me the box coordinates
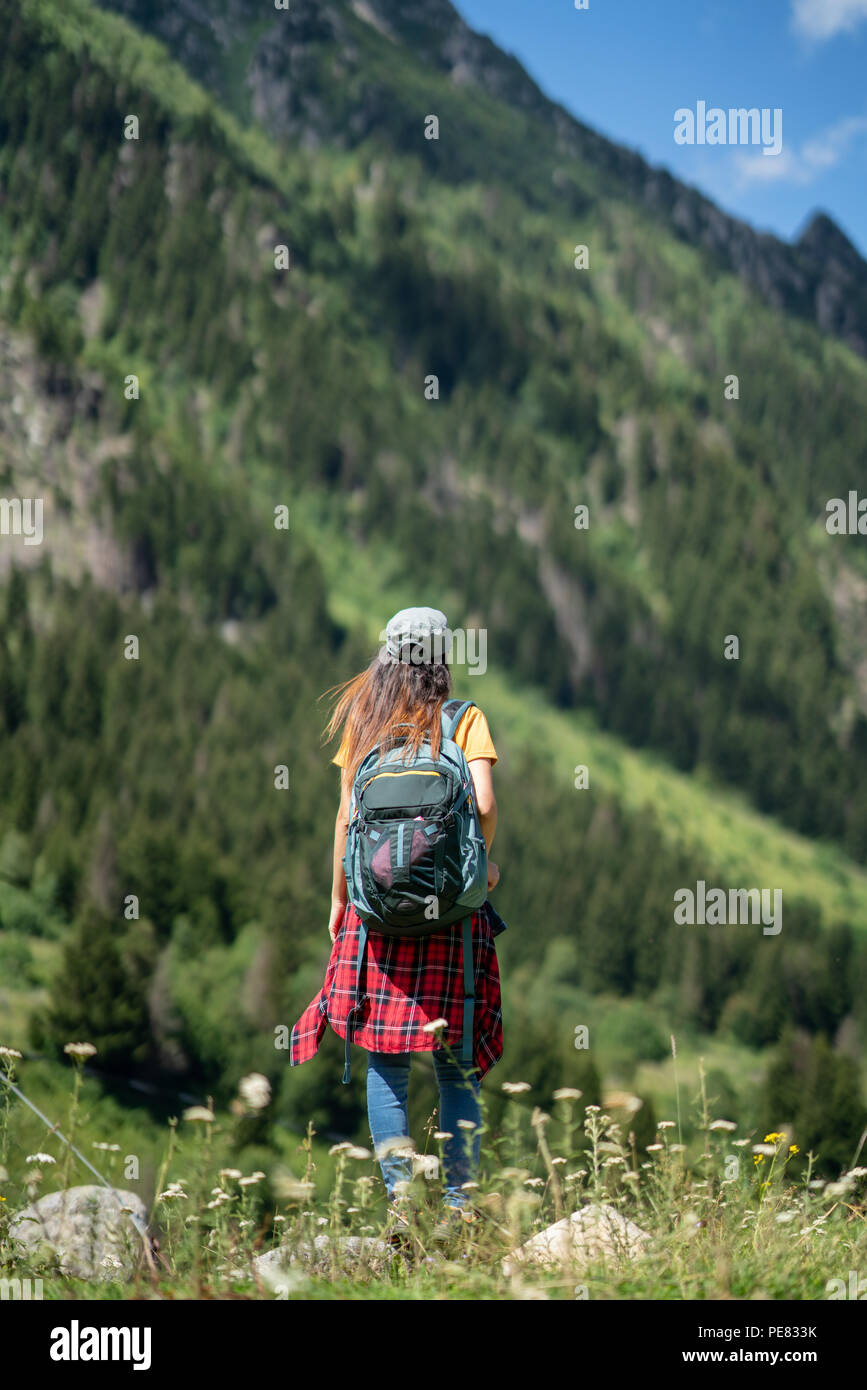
[323,651,453,786]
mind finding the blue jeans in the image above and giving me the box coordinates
[366,1050,481,1207]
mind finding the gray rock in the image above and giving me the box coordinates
[503,1202,651,1276]
[10,1185,147,1282]
[249,1234,393,1289]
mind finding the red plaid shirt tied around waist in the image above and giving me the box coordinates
[290,901,505,1078]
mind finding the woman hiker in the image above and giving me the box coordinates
[289,606,505,1241]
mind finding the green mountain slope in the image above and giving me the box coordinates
[98,0,867,356]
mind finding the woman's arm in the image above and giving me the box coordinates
[469,757,499,890]
[328,777,351,941]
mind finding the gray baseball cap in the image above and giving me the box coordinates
[384,606,451,662]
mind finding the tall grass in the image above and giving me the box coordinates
[1,1042,864,1300]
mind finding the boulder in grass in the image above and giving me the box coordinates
[10,1186,147,1281]
[250,1234,393,1288]
[502,1202,650,1276]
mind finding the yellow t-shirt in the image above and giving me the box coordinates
[332,704,498,770]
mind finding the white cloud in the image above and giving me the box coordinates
[734,115,867,186]
[792,0,867,40]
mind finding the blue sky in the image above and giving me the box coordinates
[457,0,867,256]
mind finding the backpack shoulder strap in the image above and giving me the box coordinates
[441,698,474,742]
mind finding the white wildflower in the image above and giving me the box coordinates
[238,1072,271,1111]
[182,1106,214,1123]
[825,1177,855,1197]
[375,1136,417,1159]
[272,1173,315,1201]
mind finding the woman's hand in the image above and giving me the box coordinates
[487,860,500,891]
[328,899,346,943]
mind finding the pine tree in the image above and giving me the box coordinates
[32,909,150,1071]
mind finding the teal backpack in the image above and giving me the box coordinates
[340,698,488,1083]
